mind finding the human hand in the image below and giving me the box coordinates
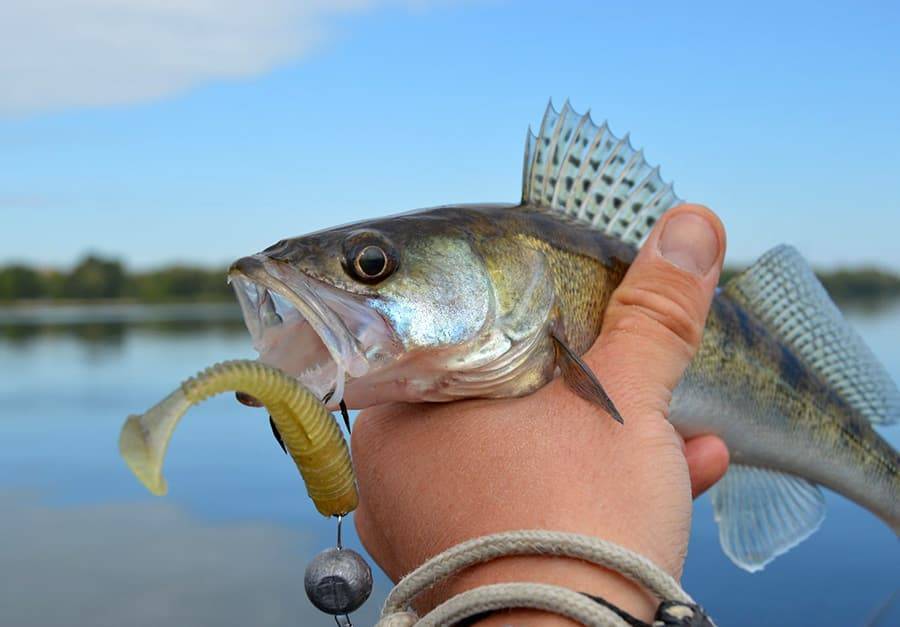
[351,203,729,624]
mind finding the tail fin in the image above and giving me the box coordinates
[724,244,899,426]
[709,245,899,572]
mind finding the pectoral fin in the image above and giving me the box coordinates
[236,391,288,454]
[551,330,623,424]
[339,399,351,434]
[269,415,288,454]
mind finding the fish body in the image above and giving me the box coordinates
[229,102,899,571]
[674,293,900,553]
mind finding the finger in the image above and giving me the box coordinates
[588,204,726,414]
[684,434,730,498]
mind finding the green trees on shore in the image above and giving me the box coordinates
[2,254,899,306]
[0,265,47,300]
[719,266,900,307]
[0,255,232,303]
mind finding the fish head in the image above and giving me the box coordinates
[228,209,499,408]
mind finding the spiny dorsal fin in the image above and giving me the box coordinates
[725,245,899,425]
[521,100,682,247]
[710,464,826,572]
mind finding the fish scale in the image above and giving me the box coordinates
[522,233,625,355]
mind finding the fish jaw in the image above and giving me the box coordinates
[229,255,400,406]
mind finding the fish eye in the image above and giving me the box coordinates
[342,232,398,284]
[355,245,388,279]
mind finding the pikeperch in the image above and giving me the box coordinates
[228,101,899,571]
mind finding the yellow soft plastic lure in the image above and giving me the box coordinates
[119,359,357,516]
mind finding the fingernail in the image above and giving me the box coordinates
[658,212,719,276]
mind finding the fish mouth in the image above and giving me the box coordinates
[228,256,394,406]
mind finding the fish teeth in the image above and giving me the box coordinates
[298,361,328,380]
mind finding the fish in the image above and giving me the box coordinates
[228,101,900,572]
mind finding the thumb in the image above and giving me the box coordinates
[587,203,726,421]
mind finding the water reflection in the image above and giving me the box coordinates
[869,589,900,627]
[0,491,387,627]
[1,303,898,626]
[0,303,244,347]
[2,298,895,347]
[0,307,389,626]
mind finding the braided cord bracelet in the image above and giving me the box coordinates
[375,530,715,627]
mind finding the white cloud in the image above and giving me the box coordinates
[0,0,409,114]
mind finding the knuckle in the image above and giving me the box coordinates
[605,280,705,351]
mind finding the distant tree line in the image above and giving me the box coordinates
[0,255,232,303]
[719,266,900,306]
[1,254,899,306]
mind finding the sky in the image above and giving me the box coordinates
[1,0,898,271]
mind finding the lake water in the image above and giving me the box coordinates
[1,303,898,626]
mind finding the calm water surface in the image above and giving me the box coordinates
[1,303,898,626]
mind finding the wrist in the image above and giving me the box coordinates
[417,554,658,623]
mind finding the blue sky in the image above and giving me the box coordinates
[2,0,898,270]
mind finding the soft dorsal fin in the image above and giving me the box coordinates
[521,100,682,246]
[725,245,899,425]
